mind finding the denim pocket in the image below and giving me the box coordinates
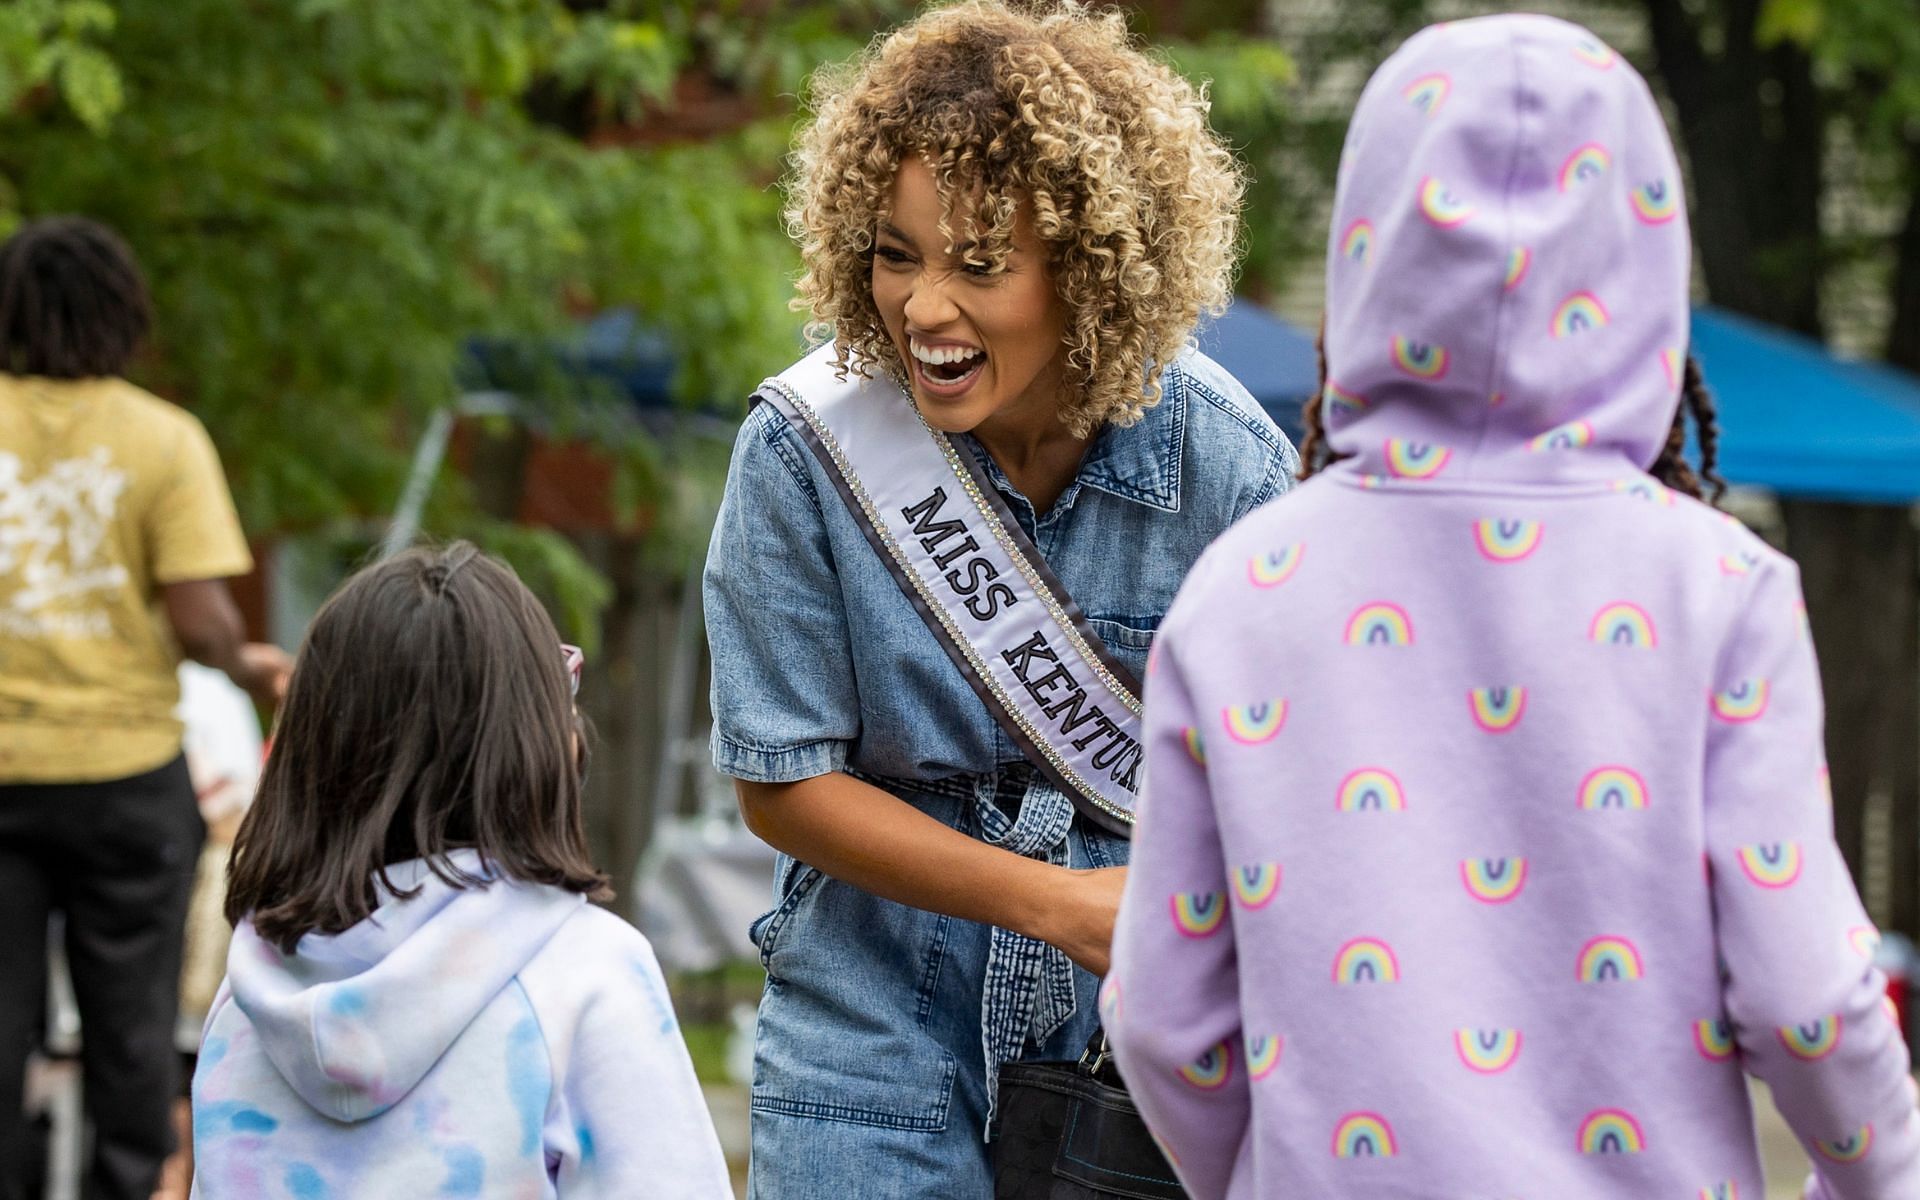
[1085,617,1156,683]
[750,873,959,1131]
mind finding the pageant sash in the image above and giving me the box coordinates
[755,344,1143,834]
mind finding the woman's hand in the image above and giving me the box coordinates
[1032,865,1129,977]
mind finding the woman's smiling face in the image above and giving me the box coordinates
[871,157,1070,437]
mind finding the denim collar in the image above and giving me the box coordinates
[961,365,1188,515]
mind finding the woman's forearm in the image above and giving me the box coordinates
[735,771,1065,943]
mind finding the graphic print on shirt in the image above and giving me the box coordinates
[1578,766,1648,811]
[1246,1034,1283,1081]
[1460,857,1526,904]
[1171,891,1228,939]
[1467,685,1526,732]
[1338,768,1406,813]
[1333,937,1400,984]
[1178,1042,1233,1090]
[1473,519,1543,562]
[1248,543,1305,588]
[1331,1112,1397,1158]
[1814,1125,1873,1163]
[1231,863,1281,910]
[1454,1028,1522,1074]
[0,447,129,638]
[1777,1016,1841,1061]
[1576,936,1644,982]
[1222,700,1288,744]
[1693,1018,1736,1061]
[1736,843,1803,889]
[1577,1108,1645,1154]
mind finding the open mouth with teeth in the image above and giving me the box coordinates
[911,342,986,388]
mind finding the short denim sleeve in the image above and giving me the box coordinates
[703,404,860,783]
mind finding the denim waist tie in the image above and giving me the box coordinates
[974,771,1079,1132]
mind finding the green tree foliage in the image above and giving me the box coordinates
[0,0,1292,639]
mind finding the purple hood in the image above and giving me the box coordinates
[1322,13,1691,485]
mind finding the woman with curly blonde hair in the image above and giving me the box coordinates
[702,3,1296,1192]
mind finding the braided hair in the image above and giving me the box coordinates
[1296,324,1727,504]
[0,216,152,379]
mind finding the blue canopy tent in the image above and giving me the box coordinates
[1691,307,1920,504]
[1204,299,1920,504]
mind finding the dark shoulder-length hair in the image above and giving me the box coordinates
[0,216,152,379]
[227,542,610,952]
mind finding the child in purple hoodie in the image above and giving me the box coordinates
[1106,14,1920,1200]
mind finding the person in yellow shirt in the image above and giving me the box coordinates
[0,216,291,1200]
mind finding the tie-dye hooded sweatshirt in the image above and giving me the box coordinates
[1105,15,1920,1200]
[190,851,731,1199]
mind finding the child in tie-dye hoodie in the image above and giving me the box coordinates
[190,543,731,1198]
[1107,15,1920,1200]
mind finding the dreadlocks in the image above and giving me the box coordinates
[0,216,152,379]
[1295,325,1727,504]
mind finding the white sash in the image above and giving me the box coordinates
[755,343,1142,834]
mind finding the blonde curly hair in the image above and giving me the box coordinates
[785,0,1246,436]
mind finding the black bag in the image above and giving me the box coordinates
[989,1029,1188,1200]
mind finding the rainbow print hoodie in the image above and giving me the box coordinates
[1106,15,1920,1199]
[190,851,731,1198]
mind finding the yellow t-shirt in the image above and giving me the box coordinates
[0,375,253,783]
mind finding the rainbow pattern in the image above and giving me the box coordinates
[1098,977,1121,1023]
[1573,36,1618,69]
[1700,1183,1739,1200]
[1338,768,1406,813]
[1170,890,1227,939]
[1324,379,1368,416]
[1182,726,1207,765]
[1390,336,1450,380]
[1578,1108,1646,1154]
[1178,1042,1232,1090]
[1221,700,1287,745]
[1418,177,1474,227]
[1814,1126,1873,1164]
[1474,518,1542,562]
[1232,862,1281,910]
[1345,602,1414,646]
[1719,552,1758,577]
[1736,842,1803,889]
[1527,420,1594,452]
[1577,935,1645,982]
[1559,144,1613,191]
[1461,856,1527,904]
[1778,1015,1841,1061]
[1385,438,1452,480]
[1850,925,1883,960]
[1551,291,1611,337]
[1333,937,1400,984]
[1504,245,1531,291]
[1633,178,1680,224]
[1468,685,1527,732]
[1246,1034,1283,1081]
[1693,1018,1736,1061]
[1402,73,1451,115]
[1248,543,1304,588]
[1455,1027,1522,1074]
[1331,1112,1397,1158]
[1578,766,1649,811]
[1339,218,1375,265]
[1662,347,1683,390]
[1613,477,1676,506]
[1591,602,1657,648]
[1711,679,1770,723]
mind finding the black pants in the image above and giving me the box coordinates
[0,756,204,1200]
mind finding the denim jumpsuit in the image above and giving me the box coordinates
[703,349,1296,1197]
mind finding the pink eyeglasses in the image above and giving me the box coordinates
[561,643,583,697]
